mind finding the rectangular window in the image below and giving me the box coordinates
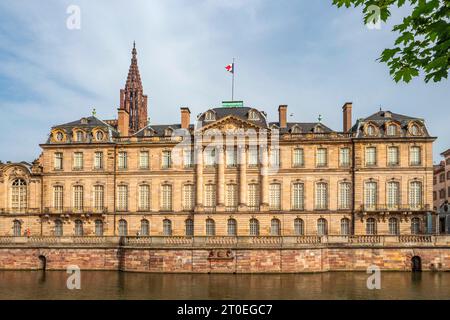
[117,185,128,211]
[94,152,103,169]
[139,185,150,211]
[184,149,193,168]
[409,182,423,209]
[226,147,237,167]
[365,147,377,166]
[139,151,149,169]
[73,185,84,211]
[162,151,172,169]
[270,148,280,167]
[183,185,195,210]
[93,185,104,211]
[387,146,399,166]
[205,184,216,209]
[205,149,216,167]
[248,184,260,211]
[54,152,63,170]
[118,152,127,169]
[53,186,63,211]
[387,182,400,209]
[292,183,304,210]
[339,183,351,210]
[292,148,304,167]
[410,147,421,166]
[315,183,328,210]
[248,147,258,167]
[339,148,350,167]
[161,185,172,211]
[364,182,377,210]
[73,152,84,170]
[316,148,327,167]
[226,184,238,210]
[269,184,281,210]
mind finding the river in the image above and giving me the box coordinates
[0,271,449,299]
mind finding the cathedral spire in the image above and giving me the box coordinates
[119,43,148,135]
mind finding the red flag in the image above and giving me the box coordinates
[225,63,234,74]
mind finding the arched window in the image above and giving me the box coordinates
[315,182,328,210]
[95,131,104,141]
[55,219,63,237]
[389,217,399,235]
[291,126,301,134]
[249,218,260,236]
[271,218,281,236]
[118,219,128,236]
[366,218,377,235]
[294,218,304,236]
[206,219,215,236]
[13,220,21,237]
[74,220,83,236]
[11,179,27,211]
[140,219,149,236]
[248,110,259,121]
[317,218,328,236]
[95,219,103,236]
[411,217,421,235]
[227,219,237,236]
[340,218,351,235]
[163,219,172,236]
[185,219,194,237]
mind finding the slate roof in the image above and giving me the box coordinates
[47,116,119,143]
[351,110,430,138]
[197,107,268,128]
[269,122,334,133]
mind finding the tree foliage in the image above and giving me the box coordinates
[332,0,450,83]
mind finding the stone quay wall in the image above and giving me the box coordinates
[0,235,449,273]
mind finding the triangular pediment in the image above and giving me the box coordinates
[196,115,266,133]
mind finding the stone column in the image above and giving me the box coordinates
[239,145,247,210]
[217,146,225,210]
[260,146,269,211]
[195,146,204,212]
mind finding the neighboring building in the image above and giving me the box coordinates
[0,45,437,237]
[433,149,450,233]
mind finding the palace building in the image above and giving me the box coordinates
[0,45,436,238]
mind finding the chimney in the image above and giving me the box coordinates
[342,102,353,132]
[181,107,191,129]
[118,108,130,136]
[278,105,287,129]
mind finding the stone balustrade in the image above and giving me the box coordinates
[0,235,449,248]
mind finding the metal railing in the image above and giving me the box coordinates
[359,204,430,212]
[43,207,108,214]
[0,208,41,214]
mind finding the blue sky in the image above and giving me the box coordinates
[0,0,448,162]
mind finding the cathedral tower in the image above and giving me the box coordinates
[118,42,148,135]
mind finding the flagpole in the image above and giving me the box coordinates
[232,58,235,101]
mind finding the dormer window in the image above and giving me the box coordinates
[205,111,215,121]
[410,124,420,136]
[314,125,324,133]
[384,111,392,118]
[387,124,397,136]
[164,128,173,136]
[291,125,301,134]
[55,132,64,142]
[144,129,153,137]
[76,131,84,142]
[80,118,88,124]
[367,125,376,136]
[248,110,259,121]
[95,131,104,141]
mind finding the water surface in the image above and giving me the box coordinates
[0,271,449,300]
